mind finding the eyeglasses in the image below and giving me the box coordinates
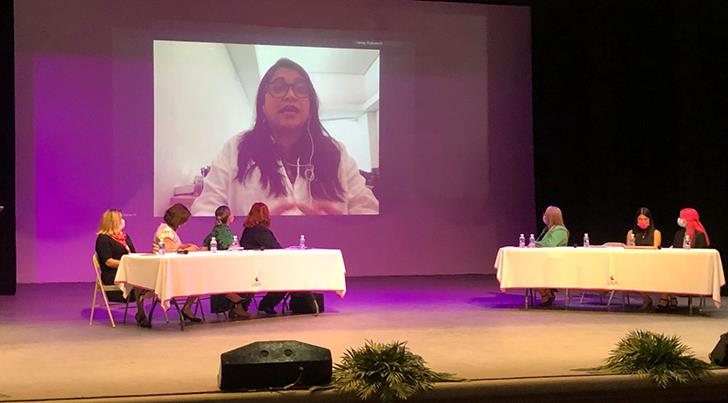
[266,80,311,99]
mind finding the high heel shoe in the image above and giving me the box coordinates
[668,296,678,312]
[539,293,555,307]
[181,310,202,323]
[228,301,250,320]
[135,312,152,328]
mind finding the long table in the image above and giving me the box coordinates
[115,249,347,322]
[494,246,725,310]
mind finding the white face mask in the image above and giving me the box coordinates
[677,218,686,228]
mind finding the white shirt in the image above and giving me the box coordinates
[191,133,379,216]
[152,223,181,253]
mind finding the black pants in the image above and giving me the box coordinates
[210,293,253,313]
[258,292,287,310]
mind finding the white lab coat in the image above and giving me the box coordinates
[191,133,379,216]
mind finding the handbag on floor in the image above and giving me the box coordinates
[290,292,325,314]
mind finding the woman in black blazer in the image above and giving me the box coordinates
[94,209,151,327]
[241,202,286,314]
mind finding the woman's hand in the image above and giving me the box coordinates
[180,243,200,252]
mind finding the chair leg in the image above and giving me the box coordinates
[89,284,99,326]
[607,290,615,307]
[579,292,586,304]
[99,287,116,328]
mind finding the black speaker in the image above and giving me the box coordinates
[710,333,728,366]
[219,340,332,390]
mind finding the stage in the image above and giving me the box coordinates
[2,274,728,402]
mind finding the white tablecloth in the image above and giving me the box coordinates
[495,246,725,307]
[116,249,347,310]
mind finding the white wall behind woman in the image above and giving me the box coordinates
[323,118,372,172]
[154,41,252,216]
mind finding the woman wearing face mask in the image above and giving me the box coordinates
[624,207,662,311]
[95,209,152,327]
[673,208,710,249]
[203,205,252,320]
[656,208,711,312]
[532,206,570,306]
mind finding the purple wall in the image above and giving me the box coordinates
[14,0,534,283]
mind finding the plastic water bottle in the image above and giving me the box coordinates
[583,233,590,248]
[683,234,691,249]
[299,235,306,250]
[210,236,218,253]
[629,232,636,246]
[158,240,165,255]
[231,235,239,251]
[528,234,536,247]
[518,234,526,248]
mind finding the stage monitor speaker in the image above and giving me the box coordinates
[710,332,728,366]
[219,340,332,391]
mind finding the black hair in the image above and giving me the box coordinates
[632,207,655,237]
[214,205,231,225]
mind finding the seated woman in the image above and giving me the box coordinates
[154,203,202,322]
[203,205,252,319]
[533,206,570,306]
[94,209,151,327]
[658,208,711,312]
[625,207,662,311]
[240,202,287,315]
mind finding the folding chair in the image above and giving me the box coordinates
[89,254,130,328]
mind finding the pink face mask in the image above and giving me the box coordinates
[637,221,649,230]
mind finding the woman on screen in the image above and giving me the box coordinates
[94,209,151,327]
[533,205,569,306]
[153,203,202,322]
[624,207,662,311]
[191,58,379,216]
[203,205,252,319]
[656,207,711,312]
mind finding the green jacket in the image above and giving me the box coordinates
[536,225,569,247]
[203,224,235,250]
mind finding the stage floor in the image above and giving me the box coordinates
[1,274,727,402]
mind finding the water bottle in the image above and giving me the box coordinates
[583,233,590,248]
[210,236,218,253]
[299,235,306,250]
[629,232,636,246]
[231,235,239,251]
[518,233,526,248]
[158,240,165,255]
[683,234,691,249]
[528,234,536,247]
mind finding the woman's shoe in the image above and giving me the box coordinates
[639,295,653,312]
[181,310,202,323]
[539,294,555,307]
[228,301,250,320]
[656,297,669,313]
[135,312,152,328]
[668,296,679,312]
